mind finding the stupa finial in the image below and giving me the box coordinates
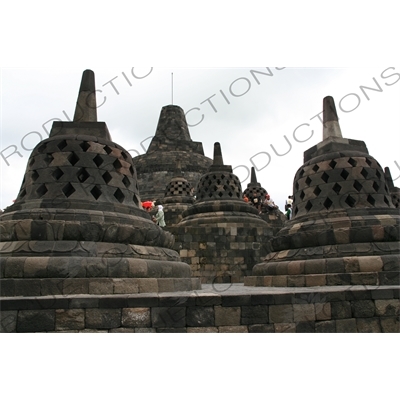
[73,69,97,122]
[323,96,343,140]
[250,167,257,183]
[213,142,224,166]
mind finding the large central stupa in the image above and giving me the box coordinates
[132,105,212,201]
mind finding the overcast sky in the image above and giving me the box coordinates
[1,67,399,210]
[1,1,399,394]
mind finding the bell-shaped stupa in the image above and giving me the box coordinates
[162,161,196,226]
[243,167,268,202]
[0,70,200,297]
[132,105,212,201]
[168,143,277,283]
[246,96,400,288]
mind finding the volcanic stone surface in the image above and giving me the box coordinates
[246,96,400,288]
[132,105,212,201]
[168,143,284,284]
[0,70,200,297]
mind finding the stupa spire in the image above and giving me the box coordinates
[213,142,224,166]
[323,96,342,140]
[73,69,97,122]
[250,167,257,183]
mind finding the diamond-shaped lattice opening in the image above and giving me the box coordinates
[295,182,299,191]
[44,154,54,166]
[52,168,64,181]
[37,143,47,153]
[129,166,134,176]
[365,158,372,167]
[31,170,39,182]
[312,164,320,172]
[376,170,381,179]
[102,171,112,184]
[385,185,389,193]
[57,140,68,151]
[29,157,36,167]
[104,145,113,155]
[345,195,356,208]
[77,168,90,183]
[305,201,313,212]
[90,185,102,200]
[341,169,350,180]
[62,183,76,198]
[68,152,80,166]
[323,197,333,209]
[80,142,91,152]
[294,206,299,215]
[384,196,390,206]
[121,151,128,160]
[19,189,27,198]
[218,192,224,198]
[113,159,123,170]
[122,176,130,188]
[133,194,140,207]
[299,169,305,178]
[305,177,312,186]
[332,183,342,195]
[348,158,357,167]
[353,180,363,192]
[300,191,305,200]
[361,168,368,179]
[321,172,329,183]
[367,195,376,206]
[372,181,380,192]
[329,160,337,169]
[93,154,104,167]
[36,184,48,197]
[114,188,125,203]
[313,186,322,196]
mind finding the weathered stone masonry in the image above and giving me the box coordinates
[1,286,398,333]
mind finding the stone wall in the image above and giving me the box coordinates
[2,286,398,333]
[169,225,276,284]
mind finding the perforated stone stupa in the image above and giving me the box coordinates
[243,167,286,228]
[245,96,400,288]
[168,143,280,283]
[162,164,196,226]
[243,167,268,202]
[133,105,212,201]
[0,70,201,297]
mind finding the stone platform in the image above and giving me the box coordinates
[1,283,398,333]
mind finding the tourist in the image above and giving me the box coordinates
[264,194,278,211]
[243,195,249,203]
[285,204,292,220]
[153,205,166,227]
[252,191,262,213]
[285,195,293,211]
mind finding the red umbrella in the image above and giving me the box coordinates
[142,201,153,209]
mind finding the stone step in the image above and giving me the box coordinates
[244,271,399,287]
[0,277,201,297]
